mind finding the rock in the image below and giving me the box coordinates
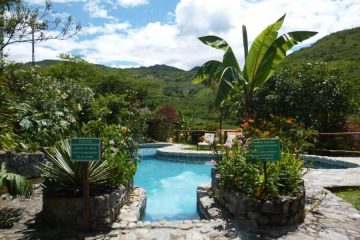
[351,213,360,220]
[111,222,121,229]
[128,222,136,228]
[200,227,211,234]
[179,224,193,230]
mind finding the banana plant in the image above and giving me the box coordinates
[0,162,33,197]
[193,14,317,117]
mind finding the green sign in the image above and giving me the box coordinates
[249,138,281,162]
[71,138,101,162]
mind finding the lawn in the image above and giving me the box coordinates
[335,188,360,211]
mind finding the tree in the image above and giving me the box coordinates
[193,14,317,118]
[0,0,80,52]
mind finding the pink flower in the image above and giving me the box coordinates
[224,141,232,148]
[237,132,244,138]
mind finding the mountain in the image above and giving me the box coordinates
[190,66,200,71]
[285,27,360,64]
[282,27,360,83]
[138,64,184,72]
[26,27,360,127]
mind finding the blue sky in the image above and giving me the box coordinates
[6,0,360,70]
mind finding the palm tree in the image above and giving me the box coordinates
[193,14,317,118]
[0,163,33,197]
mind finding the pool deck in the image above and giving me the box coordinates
[1,144,360,239]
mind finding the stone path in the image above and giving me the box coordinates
[1,153,360,239]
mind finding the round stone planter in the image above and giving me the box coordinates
[42,184,132,229]
[211,168,305,228]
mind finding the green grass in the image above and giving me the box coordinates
[335,188,360,211]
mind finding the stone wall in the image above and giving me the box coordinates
[42,183,132,229]
[0,151,46,178]
[211,168,305,228]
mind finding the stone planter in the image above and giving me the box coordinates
[211,168,305,228]
[42,183,132,229]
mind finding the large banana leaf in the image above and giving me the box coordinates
[199,35,241,71]
[192,60,224,84]
[244,14,285,88]
[215,67,247,107]
[198,35,230,51]
[253,31,318,90]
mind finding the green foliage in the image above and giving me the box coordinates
[40,130,138,197]
[255,63,354,131]
[40,139,113,197]
[216,116,314,200]
[194,15,317,117]
[282,27,360,116]
[0,1,80,52]
[100,125,139,186]
[217,138,306,200]
[0,162,33,197]
[90,91,153,142]
[237,116,318,153]
[1,63,94,150]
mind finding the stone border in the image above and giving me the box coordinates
[42,184,132,229]
[301,154,360,168]
[0,151,46,178]
[155,144,222,160]
[138,143,173,148]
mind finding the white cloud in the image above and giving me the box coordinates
[80,22,130,35]
[84,0,113,19]
[27,0,85,4]
[116,0,148,8]
[7,0,360,70]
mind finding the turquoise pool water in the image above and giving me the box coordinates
[135,148,212,221]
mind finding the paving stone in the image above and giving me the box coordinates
[318,230,350,240]
[179,224,193,230]
[185,231,209,240]
[111,222,121,229]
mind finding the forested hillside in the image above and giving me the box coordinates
[31,27,360,128]
[34,58,220,129]
[283,27,360,85]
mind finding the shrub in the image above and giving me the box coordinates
[40,140,113,197]
[0,163,33,197]
[254,63,354,131]
[90,91,153,143]
[147,106,179,141]
[238,115,318,153]
[216,118,312,200]
[1,63,94,151]
[40,124,139,197]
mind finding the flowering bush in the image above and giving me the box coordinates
[147,106,179,141]
[237,115,318,153]
[216,116,313,200]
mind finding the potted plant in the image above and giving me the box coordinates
[211,117,317,231]
[39,124,139,229]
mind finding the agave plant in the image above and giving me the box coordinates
[194,14,317,117]
[39,139,114,197]
[0,162,33,197]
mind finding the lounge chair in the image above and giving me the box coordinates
[197,133,215,150]
[224,132,238,148]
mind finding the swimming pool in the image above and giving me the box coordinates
[135,148,212,221]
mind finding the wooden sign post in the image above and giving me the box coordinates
[249,138,281,195]
[70,138,101,230]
